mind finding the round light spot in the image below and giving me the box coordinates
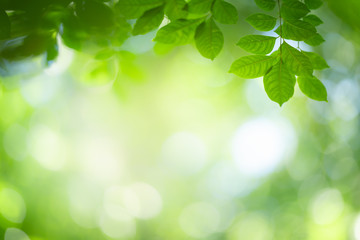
[179,202,220,238]
[231,117,296,178]
[0,188,26,223]
[3,124,28,161]
[4,228,30,240]
[162,132,207,175]
[311,188,344,225]
[229,213,273,240]
[28,125,66,171]
[99,210,136,239]
[77,137,123,183]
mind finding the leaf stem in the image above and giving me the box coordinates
[277,0,283,61]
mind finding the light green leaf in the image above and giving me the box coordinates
[263,61,296,106]
[297,75,327,101]
[303,14,323,26]
[304,33,325,46]
[281,0,310,20]
[211,0,238,24]
[195,18,224,60]
[229,54,279,79]
[246,13,277,31]
[304,0,323,9]
[237,35,277,54]
[302,51,329,70]
[281,42,313,76]
[116,0,165,19]
[254,0,276,11]
[276,19,316,41]
[133,6,164,35]
[154,18,203,45]
[188,0,213,14]
[0,10,11,39]
[165,0,187,20]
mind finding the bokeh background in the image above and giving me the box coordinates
[0,0,360,239]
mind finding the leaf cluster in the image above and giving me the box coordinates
[230,0,329,105]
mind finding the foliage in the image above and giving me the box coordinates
[0,0,332,106]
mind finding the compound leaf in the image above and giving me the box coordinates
[276,18,316,41]
[154,18,203,45]
[237,35,277,54]
[211,0,238,24]
[229,54,279,79]
[297,75,327,101]
[281,42,313,76]
[133,6,164,35]
[304,33,325,46]
[188,0,213,14]
[254,0,276,11]
[281,0,310,20]
[246,13,277,31]
[263,61,296,106]
[304,0,323,9]
[302,51,329,70]
[195,18,224,60]
[303,14,323,26]
[116,0,165,19]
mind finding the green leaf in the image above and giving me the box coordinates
[188,0,213,14]
[165,0,187,20]
[303,14,323,26]
[211,0,238,24]
[246,13,277,31]
[263,61,296,106]
[297,75,327,101]
[133,6,164,35]
[276,19,316,41]
[304,33,325,46]
[302,51,329,70]
[281,0,310,20]
[76,0,115,29]
[236,35,277,54]
[304,0,323,9]
[281,42,313,76]
[0,10,11,39]
[229,54,279,79]
[116,0,165,19]
[154,18,203,45]
[195,18,224,60]
[254,0,276,11]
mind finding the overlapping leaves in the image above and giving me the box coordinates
[230,0,328,105]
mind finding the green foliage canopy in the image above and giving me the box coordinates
[0,0,331,105]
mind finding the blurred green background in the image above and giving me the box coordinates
[0,0,360,239]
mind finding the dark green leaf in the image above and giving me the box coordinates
[154,18,203,45]
[165,0,187,20]
[297,75,327,101]
[254,0,276,11]
[281,42,313,76]
[281,0,310,20]
[263,61,296,106]
[276,19,316,41]
[0,9,11,39]
[211,0,238,24]
[195,18,224,60]
[304,33,325,46]
[76,0,114,29]
[304,0,323,9]
[188,0,213,14]
[237,35,277,54]
[229,54,279,79]
[133,6,164,35]
[246,13,277,31]
[116,0,165,19]
[303,14,323,26]
[302,51,329,70]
